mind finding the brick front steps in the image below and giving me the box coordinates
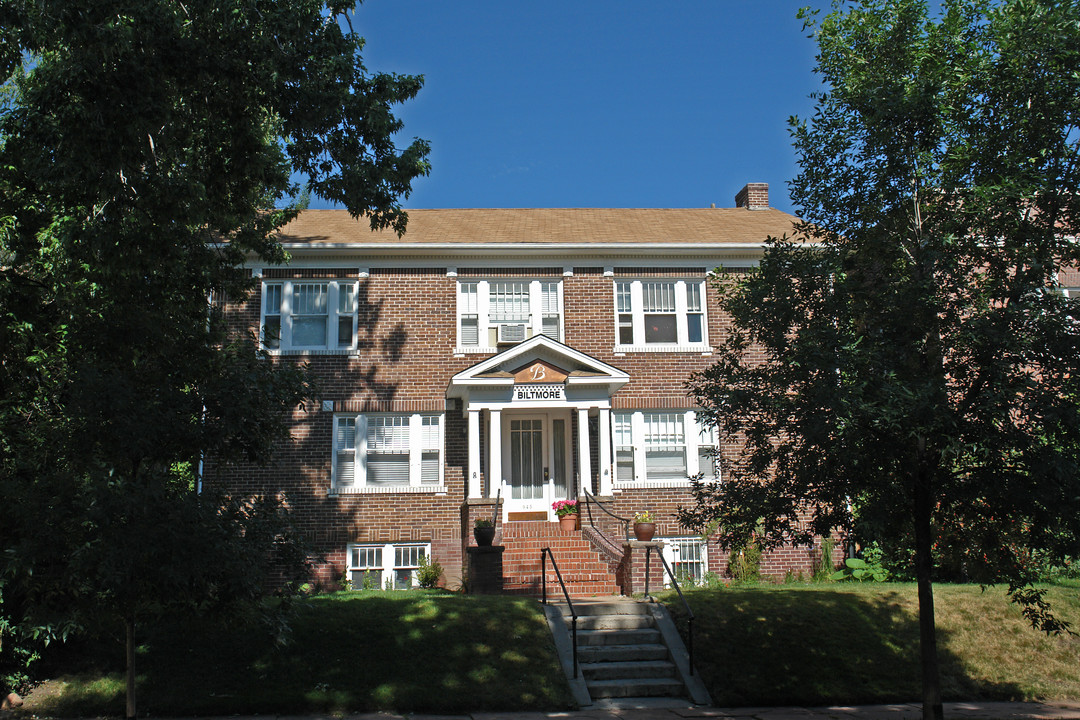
[500,520,621,597]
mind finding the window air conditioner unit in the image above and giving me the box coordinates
[497,323,527,344]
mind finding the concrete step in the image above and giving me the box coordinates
[577,614,655,631]
[577,627,662,646]
[581,659,677,681]
[578,643,670,663]
[586,677,686,699]
[551,599,651,616]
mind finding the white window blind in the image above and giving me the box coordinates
[459,282,479,345]
[613,413,634,482]
[421,416,441,484]
[335,416,357,486]
[368,416,410,486]
[489,282,529,323]
[644,412,687,480]
[541,282,560,340]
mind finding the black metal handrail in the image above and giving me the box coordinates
[642,545,696,675]
[540,547,579,678]
[581,486,631,541]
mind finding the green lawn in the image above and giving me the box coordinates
[19,583,1080,716]
[663,582,1080,707]
[22,590,574,717]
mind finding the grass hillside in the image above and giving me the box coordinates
[15,582,1080,716]
[665,582,1080,707]
[19,591,573,717]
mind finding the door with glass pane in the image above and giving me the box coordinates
[502,413,572,519]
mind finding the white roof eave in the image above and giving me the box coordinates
[276,242,768,258]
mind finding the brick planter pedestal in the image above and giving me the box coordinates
[466,545,505,594]
[618,540,666,596]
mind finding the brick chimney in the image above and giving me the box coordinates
[735,183,769,210]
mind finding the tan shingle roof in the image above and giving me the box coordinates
[277,208,799,246]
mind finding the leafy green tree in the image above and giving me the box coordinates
[0,1,429,716]
[679,2,1080,718]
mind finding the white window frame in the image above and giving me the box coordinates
[260,278,358,353]
[331,413,446,494]
[662,537,708,588]
[613,278,709,352]
[611,410,718,488]
[347,543,431,590]
[456,279,563,352]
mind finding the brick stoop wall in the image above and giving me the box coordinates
[500,521,622,597]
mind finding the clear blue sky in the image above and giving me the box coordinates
[324,2,824,215]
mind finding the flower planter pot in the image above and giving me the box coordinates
[558,515,578,531]
[633,522,656,541]
[474,526,496,546]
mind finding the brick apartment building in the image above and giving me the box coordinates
[207,183,830,593]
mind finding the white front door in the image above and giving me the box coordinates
[502,412,571,519]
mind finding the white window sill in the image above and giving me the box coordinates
[266,348,360,356]
[614,479,693,490]
[613,344,712,354]
[454,346,498,355]
[331,485,448,496]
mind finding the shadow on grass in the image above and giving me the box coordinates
[25,591,574,717]
[666,585,1027,707]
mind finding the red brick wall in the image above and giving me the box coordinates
[207,264,827,589]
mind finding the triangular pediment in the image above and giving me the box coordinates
[447,335,628,399]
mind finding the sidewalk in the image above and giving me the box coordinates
[8,701,1080,720]
[162,701,1080,720]
[396,702,1080,720]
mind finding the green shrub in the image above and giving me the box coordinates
[416,556,443,589]
[832,542,889,582]
[812,538,835,582]
[728,542,762,583]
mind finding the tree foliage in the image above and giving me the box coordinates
[0,0,430,712]
[680,1,1080,718]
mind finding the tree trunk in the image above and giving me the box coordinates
[913,467,943,720]
[125,613,136,720]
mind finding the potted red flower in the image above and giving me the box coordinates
[553,499,579,530]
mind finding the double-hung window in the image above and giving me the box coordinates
[347,543,431,590]
[644,412,688,481]
[611,410,719,486]
[261,279,357,351]
[332,413,444,492]
[613,279,707,350]
[456,279,562,350]
[697,421,719,482]
[613,413,635,483]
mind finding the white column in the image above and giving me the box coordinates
[468,409,482,498]
[598,408,613,496]
[577,407,592,494]
[488,408,502,497]
[631,411,646,482]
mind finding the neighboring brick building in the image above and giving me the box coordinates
[207,183,831,592]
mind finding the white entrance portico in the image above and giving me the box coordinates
[447,335,629,521]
